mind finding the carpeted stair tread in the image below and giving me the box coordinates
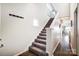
[35,39,46,44]
[39,33,46,36]
[32,42,46,50]
[41,31,46,33]
[29,46,48,56]
[42,29,46,31]
[37,36,46,40]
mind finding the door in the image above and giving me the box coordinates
[74,6,78,54]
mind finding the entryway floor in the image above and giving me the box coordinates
[53,43,77,56]
[19,51,36,56]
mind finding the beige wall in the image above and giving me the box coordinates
[77,4,79,55]
[70,3,77,54]
[0,3,50,56]
[0,4,1,38]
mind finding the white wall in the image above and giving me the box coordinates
[46,13,60,56]
[0,3,50,56]
[46,27,60,56]
[53,3,70,17]
[50,3,70,31]
[47,4,70,55]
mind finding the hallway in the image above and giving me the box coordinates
[53,43,77,56]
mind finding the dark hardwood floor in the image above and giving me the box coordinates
[19,51,36,56]
[53,43,77,56]
[19,43,77,56]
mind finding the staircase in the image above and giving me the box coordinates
[29,18,54,56]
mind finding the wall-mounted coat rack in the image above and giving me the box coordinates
[9,14,24,19]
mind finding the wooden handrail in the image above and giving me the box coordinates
[56,16,70,20]
[58,16,70,18]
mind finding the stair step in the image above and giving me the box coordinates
[29,46,48,56]
[41,31,46,33]
[35,39,46,44]
[39,33,46,36]
[42,29,46,31]
[32,42,46,51]
[37,36,46,40]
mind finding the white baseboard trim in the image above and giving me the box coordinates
[14,49,27,56]
[70,43,77,55]
[52,41,60,55]
[70,43,74,53]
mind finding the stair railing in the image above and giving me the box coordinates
[46,15,71,55]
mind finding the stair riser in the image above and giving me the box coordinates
[41,31,46,33]
[39,33,46,36]
[35,39,46,44]
[32,43,46,51]
[37,36,46,40]
[42,29,46,31]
